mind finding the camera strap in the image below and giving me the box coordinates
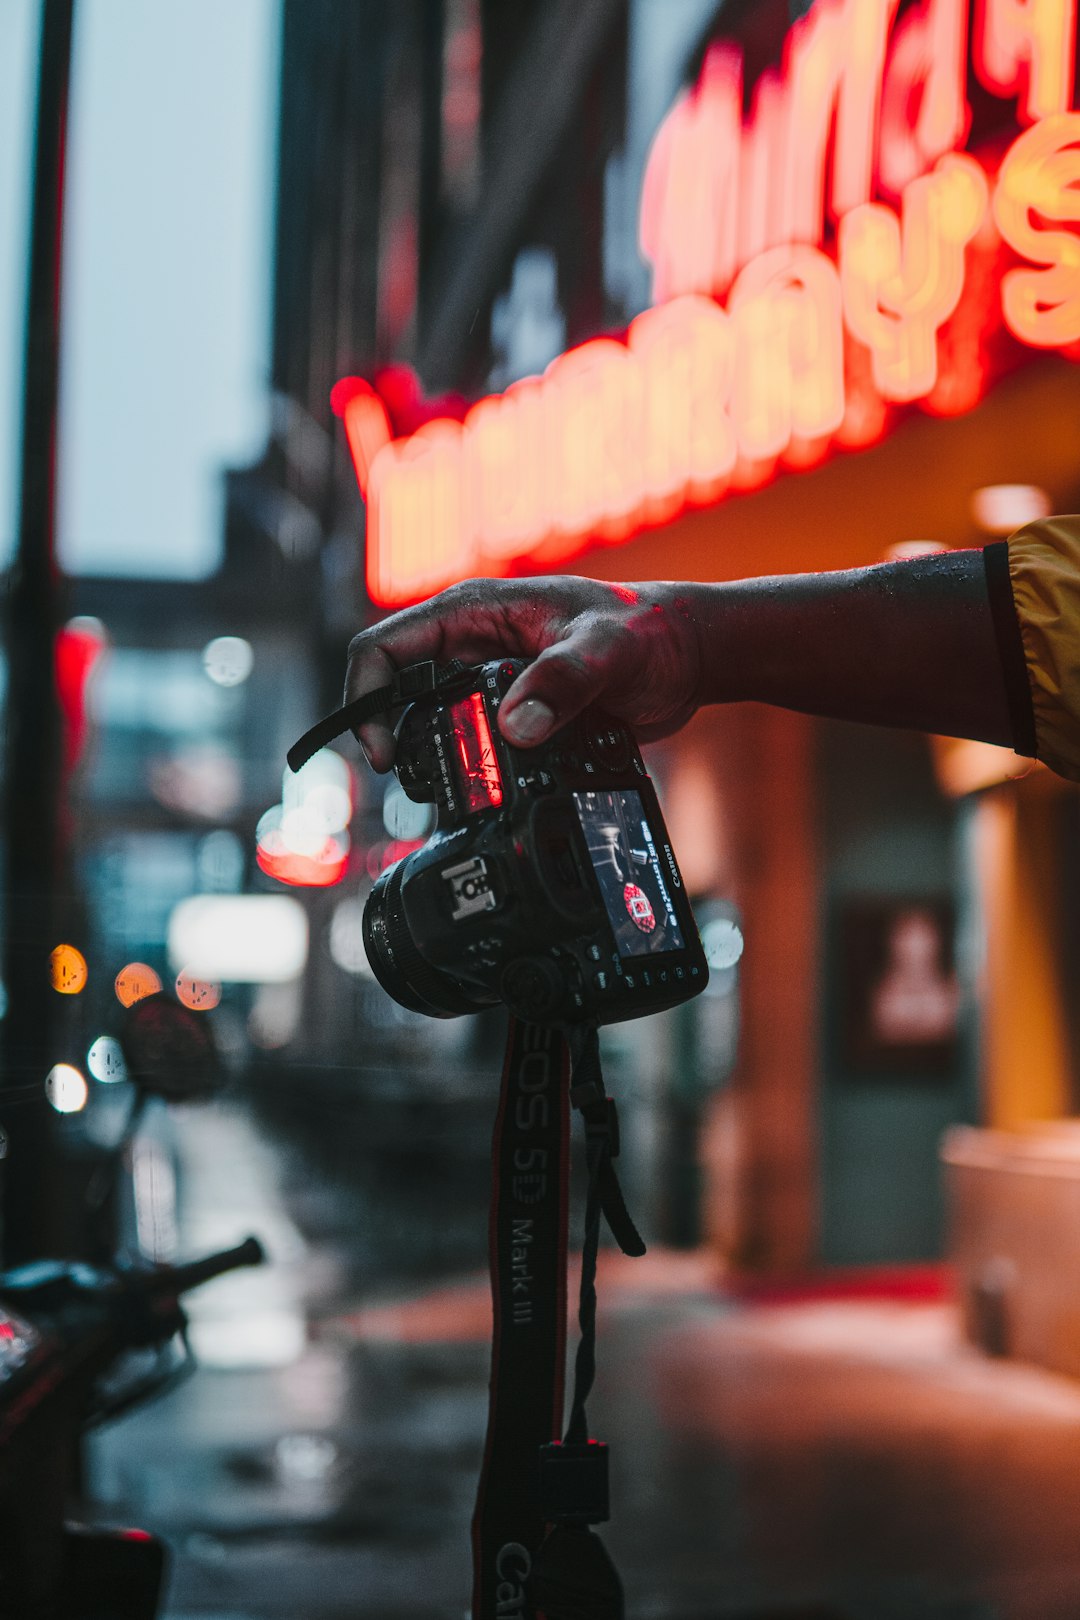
[286,660,468,773]
[472,1018,571,1620]
[473,1019,644,1620]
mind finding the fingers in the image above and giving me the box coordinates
[344,642,399,771]
[344,581,557,769]
[498,588,702,746]
[498,635,596,746]
[342,577,683,769]
[345,606,447,706]
[497,604,658,745]
[345,593,474,770]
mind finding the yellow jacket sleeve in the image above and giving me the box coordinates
[1005,515,1080,784]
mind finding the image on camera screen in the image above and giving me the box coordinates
[573,789,685,958]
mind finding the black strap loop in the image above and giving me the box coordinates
[286,659,468,772]
[531,1523,625,1619]
[534,1027,634,1620]
[563,1025,645,1452]
[568,1028,645,1262]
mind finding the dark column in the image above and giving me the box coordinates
[1,0,77,1263]
[416,0,445,342]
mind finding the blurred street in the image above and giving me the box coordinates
[5,5,1080,1618]
[86,1093,1080,1620]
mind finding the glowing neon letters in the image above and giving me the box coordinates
[728,247,845,458]
[640,0,1075,302]
[840,154,990,400]
[993,111,1080,346]
[343,0,1080,605]
[975,0,1077,122]
[363,299,742,604]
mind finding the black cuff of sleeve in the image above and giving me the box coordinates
[983,541,1037,758]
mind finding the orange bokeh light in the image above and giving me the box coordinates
[175,973,222,1012]
[50,944,88,995]
[115,962,162,1008]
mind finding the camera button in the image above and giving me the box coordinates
[587,725,633,773]
[500,955,567,1021]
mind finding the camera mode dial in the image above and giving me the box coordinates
[585,720,633,774]
[395,706,439,804]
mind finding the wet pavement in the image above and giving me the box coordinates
[85,1096,1080,1619]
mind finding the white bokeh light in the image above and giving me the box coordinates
[382,780,435,841]
[329,897,372,977]
[280,807,329,858]
[202,635,254,687]
[971,484,1052,535]
[302,781,352,835]
[169,894,308,983]
[701,916,744,970]
[87,1035,128,1083]
[46,1064,90,1114]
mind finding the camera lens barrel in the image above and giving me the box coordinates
[363,857,479,1018]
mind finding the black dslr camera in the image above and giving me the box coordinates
[358,658,708,1024]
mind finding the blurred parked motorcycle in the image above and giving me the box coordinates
[0,993,264,1619]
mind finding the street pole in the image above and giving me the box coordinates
[1,0,77,1264]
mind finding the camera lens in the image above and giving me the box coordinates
[363,856,479,1018]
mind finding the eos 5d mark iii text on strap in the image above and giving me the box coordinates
[477,1018,642,1620]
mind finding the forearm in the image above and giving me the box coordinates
[680,550,1015,747]
[344,548,1019,764]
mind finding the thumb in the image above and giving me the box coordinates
[498,636,597,747]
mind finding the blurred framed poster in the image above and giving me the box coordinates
[839,898,959,1076]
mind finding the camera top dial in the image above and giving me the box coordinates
[394,704,440,804]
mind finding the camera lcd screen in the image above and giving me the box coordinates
[574,789,685,958]
[449,693,504,813]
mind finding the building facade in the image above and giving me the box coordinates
[258,0,1080,1269]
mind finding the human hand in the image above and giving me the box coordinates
[344,576,707,770]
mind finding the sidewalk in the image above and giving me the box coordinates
[86,1101,1080,1618]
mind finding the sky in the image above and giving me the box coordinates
[0,0,280,579]
[0,0,39,567]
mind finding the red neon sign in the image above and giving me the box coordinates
[339,0,1080,608]
[640,0,1074,300]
